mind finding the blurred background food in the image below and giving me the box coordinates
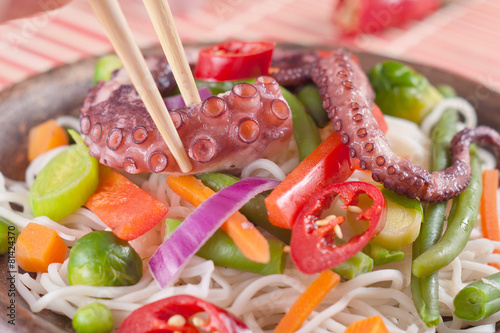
[0,0,497,94]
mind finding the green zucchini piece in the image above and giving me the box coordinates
[30,130,99,221]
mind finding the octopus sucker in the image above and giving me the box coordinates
[311,49,500,203]
[80,56,293,175]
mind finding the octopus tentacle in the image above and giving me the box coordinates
[269,50,318,86]
[80,58,293,175]
[311,49,500,203]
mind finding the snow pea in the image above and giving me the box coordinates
[196,172,292,243]
[332,248,373,279]
[363,243,404,266]
[165,218,286,275]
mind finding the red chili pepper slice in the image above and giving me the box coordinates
[117,295,251,333]
[194,41,275,81]
[291,181,386,274]
[265,132,354,230]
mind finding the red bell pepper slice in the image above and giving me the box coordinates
[117,295,250,333]
[194,41,275,81]
[265,132,354,229]
[334,0,441,35]
[291,181,386,274]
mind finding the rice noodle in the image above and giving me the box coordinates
[1,114,500,332]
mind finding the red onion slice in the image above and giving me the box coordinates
[149,177,280,288]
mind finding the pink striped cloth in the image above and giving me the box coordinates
[0,0,497,93]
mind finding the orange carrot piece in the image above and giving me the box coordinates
[274,270,341,333]
[344,315,389,333]
[28,119,69,162]
[85,165,168,241]
[15,222,68,273]
[166,175,270,264]
[480,169,500,269]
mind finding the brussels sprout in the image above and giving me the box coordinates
[72,302,113,333]
[368,61,443,124]
[68,231,142,286]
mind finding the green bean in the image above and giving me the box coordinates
[195,78,254,95]
[280,87,322,161]
[0,217,17,255]
[411,108,459,327]
[363,243,404,266]
[296,84,330,128]
[332,250,373,279]
[72,302,113,333]
[412,144,482,278]
[196,172,292,244]
[166,218,286,275]
[453,271,500,321]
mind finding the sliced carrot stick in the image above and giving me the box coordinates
[344,315,389,333]
[480,169,500,269]
[15,222,68,273]
[28,119,69,162]
[166,175,270,264]
[274,270,341,333]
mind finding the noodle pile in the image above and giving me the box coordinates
[2,97,500,332]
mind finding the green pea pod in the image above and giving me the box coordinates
[93,54,122,85]
[368,61,443,124]
[363,243,404,266]
[281,87,322,161]
[454,271,500,321]
[412,144,482,278]
[196,172,291,244]
[296,84,330,128]
[411,107,459,328]
[0,217,17,255]
[332,250,373,279]
[166,218,286,275]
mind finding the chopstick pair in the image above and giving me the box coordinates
[87,0,200,173]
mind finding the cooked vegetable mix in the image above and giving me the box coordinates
[165,218,286,275]
[5,44,500,333]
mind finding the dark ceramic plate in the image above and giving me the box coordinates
[0,45,499,332]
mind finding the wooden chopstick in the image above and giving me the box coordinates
[143,0,201,106]
[88,0,193,173]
